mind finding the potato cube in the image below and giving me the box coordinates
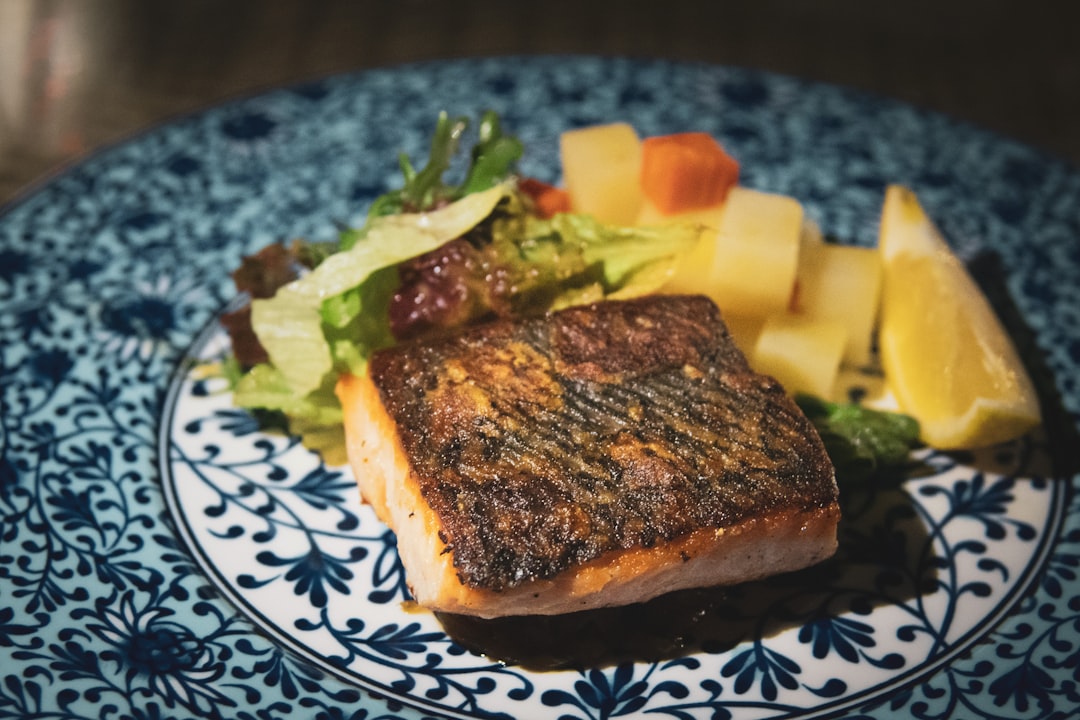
[665,187,803,317]
[559,123,643,225]
[720,312,765,357]
[752,314,847,399]
[795,240,882,366]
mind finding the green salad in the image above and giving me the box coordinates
[222,112,701,462]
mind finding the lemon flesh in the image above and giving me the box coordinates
[878,185,1040,449]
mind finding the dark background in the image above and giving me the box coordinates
[1,0,1077,205]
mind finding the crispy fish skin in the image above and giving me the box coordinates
[349,295,839,611]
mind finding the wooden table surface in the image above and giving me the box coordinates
[1,0,1077,206]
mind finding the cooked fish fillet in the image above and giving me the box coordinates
[337,294,839,618]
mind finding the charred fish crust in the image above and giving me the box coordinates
[439,437,463,467]
[368,295,837,592]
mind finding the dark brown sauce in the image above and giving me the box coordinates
[435,586,745,671]
[433,561,842,671]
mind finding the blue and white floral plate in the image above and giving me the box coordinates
[2,57,1078,720]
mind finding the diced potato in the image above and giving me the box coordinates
[720,312,765,357]
[560,123,643,225]
[752,314,847,399]
[794,240,882,366]
[665,186,803,317]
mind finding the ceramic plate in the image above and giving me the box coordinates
[2,57,1077,720]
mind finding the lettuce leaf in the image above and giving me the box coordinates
[551,213,703,300]
[249,183,511,399]
[231,363,347,465]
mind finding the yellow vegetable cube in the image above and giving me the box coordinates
[751,314,847,399]
[559,123,643,226]
[795,240,883,366]
[666,187,803,317]
[720,312,765,357]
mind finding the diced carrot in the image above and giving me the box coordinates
[639,133,739,215]
[519,177,572,218]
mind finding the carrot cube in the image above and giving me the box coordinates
[640,133,739,215]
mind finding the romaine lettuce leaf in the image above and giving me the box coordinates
[231,363,347,465]
[551,213,704,299]
[249,183,511,398]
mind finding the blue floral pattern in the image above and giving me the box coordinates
[2,57,1079,719]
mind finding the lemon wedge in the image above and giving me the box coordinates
[877,185,1040,449]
